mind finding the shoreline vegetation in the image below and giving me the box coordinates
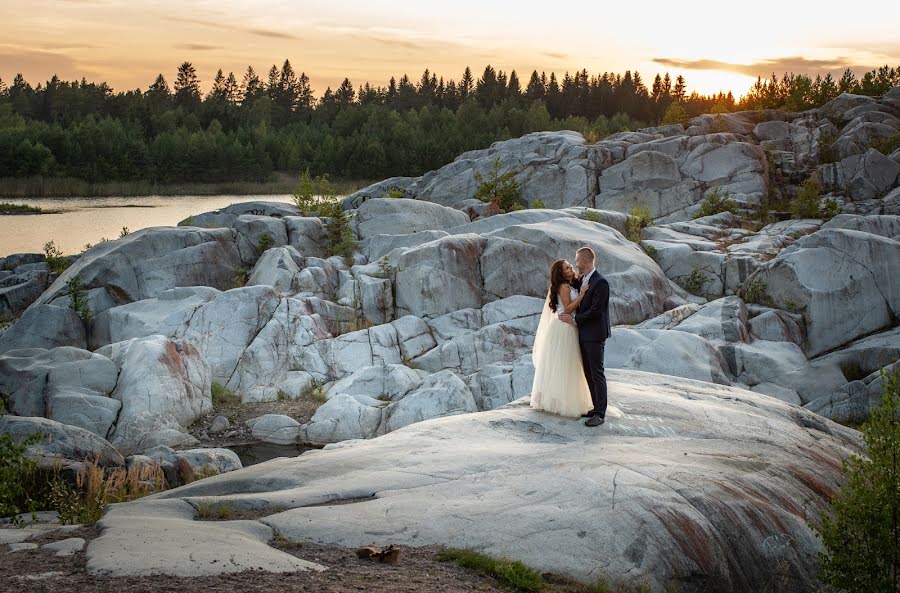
[0,173,369,199]
[0,202,61,214]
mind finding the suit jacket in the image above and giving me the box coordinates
[575,268,612,342]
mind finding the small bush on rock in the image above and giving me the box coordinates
[66,275,90,321]
[436,548,543,593]
[326,206,356,264]
[821,197,841,221]
[530,199,545,209]
[257,232,272,253]
[792,177,822,219]
[694,187,738,218]
[43,240,69,274]
[684,267,708,295]
[582,210,603,224]
[625,207,652,242]
[475,160,522,213]
[292,169,339,216]
[211,382,240,407]
[816,368,899,593]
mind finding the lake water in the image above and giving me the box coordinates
[228,442,311,466]
[0,194,297,257]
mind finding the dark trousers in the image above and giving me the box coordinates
[580,340,607,418]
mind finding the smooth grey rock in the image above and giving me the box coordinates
[33,226,245,317]
[354,198,469,239]
[48,389,121,439]
[41,537,86,556]
[99,335,212,455]
[285,217,326,258]
[143,370,860,593]
[0,416,123,468]
[247,414,301,445]
[247,245,305,294]
[208,415,230,434]
[86,499,324,576]
[0,346,117,417]
[0,304,86,353]
[752,228,899,357]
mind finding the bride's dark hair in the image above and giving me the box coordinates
[548,259,570,312]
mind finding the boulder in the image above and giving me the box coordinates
[340,176,418,209]
[144,445,242,475]
[0,304,86,353]
[0,415,124,468]
[804,361,899,424]
[751,228,899,357]
[32,226,245,317]
[0,346,117,417]
[246,246,305,294]
[98,335,212,455]
[247,414,301,445]
[285,217,326,258]
[606,328,730,384]
[354,198,469,239]
[144,370,861,593]
[47,388,122,439]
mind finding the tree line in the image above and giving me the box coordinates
[0,62,897,186]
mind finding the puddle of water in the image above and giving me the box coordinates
[227,442,310,466]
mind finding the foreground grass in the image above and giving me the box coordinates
[0,202,60,215]
[436,548,654,593]
[0,174,371,198]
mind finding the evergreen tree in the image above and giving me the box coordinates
[460,66,474,100]
[335,78,355,106]
[507,70,521,99]
[173,61,201,107]
[147,74,170,98]
[673,74,686,102]
[208,69,227,102]
[0,76,5,96]
[266,65,280,99]
[838,68,857,93]
[224,72,240,105]
[817,368,899,593]
[525,70,544,100]
[241,65,262,101]
[476,65,499,107]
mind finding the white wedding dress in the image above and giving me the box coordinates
[530,286,593,417]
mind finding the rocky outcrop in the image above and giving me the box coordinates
[117,370,861,591]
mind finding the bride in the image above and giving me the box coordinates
[530,259,593,417]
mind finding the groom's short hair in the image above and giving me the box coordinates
[576,247,595,262]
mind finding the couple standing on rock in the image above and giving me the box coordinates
[531,246,612,426]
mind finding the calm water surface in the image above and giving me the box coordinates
[0,194,296,256]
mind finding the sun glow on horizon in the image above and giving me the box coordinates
[1,0,898,100]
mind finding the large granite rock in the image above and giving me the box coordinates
[97,335,211,454]
[0,304,87,353]
[0,346,117,417]
[125,370,861,592]
[32,226,245,318]
[750,227,899,357]
[0,415,124,469]
[414,131,601,209]
[354,198,469,239]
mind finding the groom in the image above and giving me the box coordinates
[559,247,611,427]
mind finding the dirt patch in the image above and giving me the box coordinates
[189,397,323,448]
[0,525,510,593]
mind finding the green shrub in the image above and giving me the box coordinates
[326,206,356,264]
[821,197,841,221]
[816,368,899,593]
[305,381,327,403]
[66,275,90,321]
[257,232,272,253]
[817,130,838,164]
[119,226,130,238]
[582,210,603,223]
[744,277,770,305]
[226,266,249,290]
[684,267,708,295]
[474,160,522,213]
[874,134,900,156]
[377,256,391,278]
[178,215,194,227]
[0,432,46,525]
[643,244,657,260]
[380,187,406,199]
[661,102,689,125]
[211,382,240,407]
[624,207,652,242]
[436,548,544,593]
[530,199,545,209]
[694,187,738,218]
[792,177,822,219]
[43,240,69,274]
[292,169,339,215]
[276,389,289,402]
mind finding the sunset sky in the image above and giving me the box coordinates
[2,0,899,99]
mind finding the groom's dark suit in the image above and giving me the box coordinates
[575,268,611,418]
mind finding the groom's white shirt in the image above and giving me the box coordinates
[573,269,596,322]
